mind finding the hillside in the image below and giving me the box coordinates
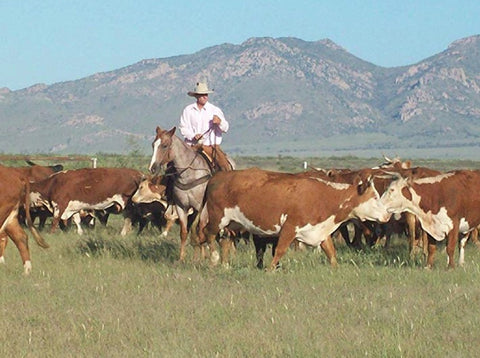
[1,35,480,159]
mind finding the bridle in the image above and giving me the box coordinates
[154,134,213,191]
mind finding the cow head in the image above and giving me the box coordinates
[24,161,64,182]
[350,175,391,223]
[380,174,414,215]
[132,176,168,208]
[149,126,176,175]
[376,155,412,170]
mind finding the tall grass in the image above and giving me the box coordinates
[2,222,480,357]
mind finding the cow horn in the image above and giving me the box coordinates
[379,170,402,180]
[383,154,392,163]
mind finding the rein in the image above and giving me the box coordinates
[174,173,212,190]
[167,146,213,191]
[153,129,216,191]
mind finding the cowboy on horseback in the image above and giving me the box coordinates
[179,82,233,172]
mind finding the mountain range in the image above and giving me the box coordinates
[1,35,480,159]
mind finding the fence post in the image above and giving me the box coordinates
[91,157,97,168]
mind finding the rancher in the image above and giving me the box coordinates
[179,82,233,171]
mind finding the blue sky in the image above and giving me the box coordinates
[1,0,479,90]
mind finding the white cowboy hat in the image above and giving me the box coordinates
[187,82,214,97]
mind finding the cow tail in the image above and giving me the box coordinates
[24,180,50,249]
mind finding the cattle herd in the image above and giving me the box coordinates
[1,150,480,275]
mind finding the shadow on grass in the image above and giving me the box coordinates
[75,233,178,263]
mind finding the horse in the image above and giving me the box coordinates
[148,126,233,263]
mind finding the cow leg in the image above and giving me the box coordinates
[97,211,110,226]
[5,221,31,274]
[380,222,393,249]
[0,232,8,264]
[446,224,459,269]
[458,233,468,267]
[320,236,338,267]
[161,217,176,238]
[136,217,148,235]
[253,235,267,269]
[120,217,133,236]
[271,238,278,257]
[50,212,61,233]
[72,213,84,235]
[268,225,296,271]
[338,223,353,248]
[470,227,480,249]
[38,210,49,230]
[405,212,418,258]
[359,222,374,247]
[425,234,437,269]
[219,236,231,266]
[421,229,429,260]
[197,206,221,266]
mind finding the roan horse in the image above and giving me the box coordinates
[148,126,233,263]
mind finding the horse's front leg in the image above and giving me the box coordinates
[176,207,189,262]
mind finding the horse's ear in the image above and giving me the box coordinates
[155,126,162,134]
[167,127,177,136]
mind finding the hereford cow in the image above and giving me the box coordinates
[29,167,145,235]
[0,166,50,274]
[313,166,442,258]
[11,161,64,228]
[380,169,480,268]
[0,162,63,267]
[197,168,391,270]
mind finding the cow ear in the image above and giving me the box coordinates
[407,172,415,182]
[151,175,163,185]
[355,174,372,195]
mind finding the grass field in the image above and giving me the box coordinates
[2,221,480,357]
[3,155,480,357]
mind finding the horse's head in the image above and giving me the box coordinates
[149,126,176,174]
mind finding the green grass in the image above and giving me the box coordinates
[2,221,480,357]
[3,154,480,357]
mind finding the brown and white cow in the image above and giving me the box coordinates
[0,166,49,274]
[380,169,480,268]
[0,162,63,267]
[11,161,64,228]
[197,168,391,270]
[313,166,442,257]
[29,167,145,235]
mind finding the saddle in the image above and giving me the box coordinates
[192,144,225,173]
